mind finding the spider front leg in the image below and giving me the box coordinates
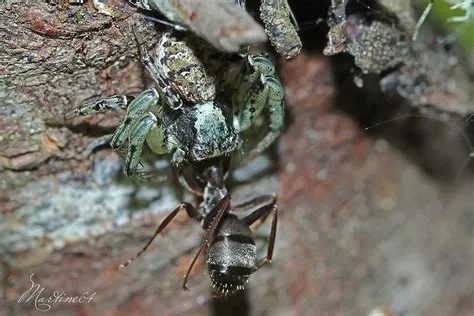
[66,95,134,120]
[233,55,285,161]
[109,88,160,149]
[124,112,160,176]
[105,88,167,176]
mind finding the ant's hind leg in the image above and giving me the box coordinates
[240,197,278,270]
[255,204,278,270]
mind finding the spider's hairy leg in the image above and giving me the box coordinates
[66,95,133,120]
[125,112,164,176]
[110,88,160,149]
[233,55,285,160]
[233,55,276,128]
[245,74,285,161]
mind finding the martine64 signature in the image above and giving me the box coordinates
[17,274,96,312]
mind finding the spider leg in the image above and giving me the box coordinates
[92,0,121,17]
[246,74,284,161]
[66,95,134,120]
[233,55,284,161]
[129,169,169,184]
[81,134,114,158]
[237,0,246,8]
[125,112,165,176]
[110,88,160,149]
[119,202,201,270]
[448,1,472,22]
[233,55,275,123]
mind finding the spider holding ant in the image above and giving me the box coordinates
[119,158,279,296]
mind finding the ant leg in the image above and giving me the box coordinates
[232,195,276,232]
[130,169,169,184]
[119,202,200,270]
[232,194,276,213]
[256,206,278,269]
[240,199,278,270]
[182,195,231,290]
[182,243,206,290]
[202,194,231,234]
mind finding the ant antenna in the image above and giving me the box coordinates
[365,113,474,180]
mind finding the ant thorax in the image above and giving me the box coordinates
[199,168,229,220]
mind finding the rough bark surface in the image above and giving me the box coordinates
[1,1,474,316]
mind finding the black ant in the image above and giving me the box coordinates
[119,158,279,296]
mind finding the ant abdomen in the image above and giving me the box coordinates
[206,214,257,295]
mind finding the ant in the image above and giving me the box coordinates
[119,158,279,296]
